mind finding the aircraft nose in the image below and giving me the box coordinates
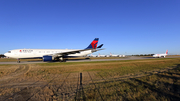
[4,53,8,57]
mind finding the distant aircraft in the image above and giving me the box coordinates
[105,55,110,57]
[153,50,168,58]
[97,53,106,57]
[110,53,120,57]
[4,38,104,63]
[88,54,97,57]
[109,53,125,57]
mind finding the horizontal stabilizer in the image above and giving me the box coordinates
[97,44,103,48]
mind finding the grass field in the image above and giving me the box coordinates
[0,58,180,100]
[0,57,126,62]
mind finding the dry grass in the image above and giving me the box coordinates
[0,57,124,62]
[0,58,42,62]
[33,58,180,77]
[0,58,180,100]
[83,65,180,101]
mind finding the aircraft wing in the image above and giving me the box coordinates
[91,48,105,52]
[50,38,104,58]
[52,48,95,57]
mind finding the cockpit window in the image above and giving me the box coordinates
[8,51,11,53]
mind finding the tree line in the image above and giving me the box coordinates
[0,54,5,58]
[132,54,154,56]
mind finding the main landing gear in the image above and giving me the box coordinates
[59,57,66,62]
[17,59,20,63]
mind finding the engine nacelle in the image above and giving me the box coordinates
[43,56,54,62]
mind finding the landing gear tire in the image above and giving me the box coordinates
[17,59,20,63]
[59,57,66,62]
[60,59,66,62]
[63,59,66,62]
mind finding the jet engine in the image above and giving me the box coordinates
[43,56,54,62]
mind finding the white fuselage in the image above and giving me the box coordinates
[97,54,106,57]
[4,49,92,59]
[110,54,120,57]
[153,54,167,58]
[89,54,97,57]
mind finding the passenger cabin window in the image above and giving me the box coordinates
[8,51,11,53]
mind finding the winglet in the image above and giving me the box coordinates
[85,38,99,49]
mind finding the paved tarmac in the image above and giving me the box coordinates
[0,56,179,64]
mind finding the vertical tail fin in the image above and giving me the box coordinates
[166,50,168,55]
[85,38,99,49]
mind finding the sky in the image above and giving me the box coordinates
[0,0,180,55]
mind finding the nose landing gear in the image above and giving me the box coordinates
[17,59,20,63]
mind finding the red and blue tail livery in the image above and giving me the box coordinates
[86,38,99,49]
[166,50,168,54]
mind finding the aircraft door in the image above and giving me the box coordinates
[33,50,36,56]
[14,50,17,56]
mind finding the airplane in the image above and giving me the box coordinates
[105,54,110,57]
[153,50,168,58]
[97,53,106,57]
[110,53,120,57]
[4,38,104,63]
[89,54,97,57]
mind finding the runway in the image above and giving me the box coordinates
[0,56,179,64]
